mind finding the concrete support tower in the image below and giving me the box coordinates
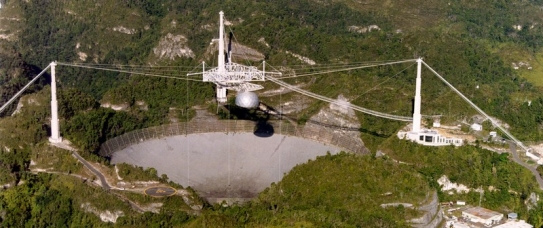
[49,61,62,143]
[412,58,422,133]
[216,11,227,103]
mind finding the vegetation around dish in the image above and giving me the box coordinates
[2,0,543,226]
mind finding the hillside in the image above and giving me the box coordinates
[2,0,543,226]
[1,0,543,146]
[1,89,542,227]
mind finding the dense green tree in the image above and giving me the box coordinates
[64,108,142,153]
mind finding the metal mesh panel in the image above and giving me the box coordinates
[99,120,366,157]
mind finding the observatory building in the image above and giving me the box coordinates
[462,207,503,226]
[409,130,463,146]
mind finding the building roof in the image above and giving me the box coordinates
[493,220,533,228]
[508,213,518,219]
[420,129,440,135]
[446,221,471,228]
[463,206,502,219]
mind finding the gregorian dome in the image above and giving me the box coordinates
[235,91,259,109]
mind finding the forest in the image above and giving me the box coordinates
[1,0,543,226]
[1,0,543,148]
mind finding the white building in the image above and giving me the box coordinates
[406,130,464,146]
[493,219,533,228]
[526,152,539,161]
[471,123,483,131]
[462,207,503,226]
[446,221,471,228]
[508,213,518,220]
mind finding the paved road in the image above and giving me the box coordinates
[50,142,112,191]
[50,142,168,213]
[71,151,111,191]
[509,143,543,190]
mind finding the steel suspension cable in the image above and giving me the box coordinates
[277,59,418,79]
[56,62,203,82]
[0,65,51,114]
[265,76,412,122]
[422,61,529,152]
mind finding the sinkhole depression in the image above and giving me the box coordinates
[110,132,343,203]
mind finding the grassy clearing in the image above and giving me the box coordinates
[489,42,543,87]
[30,144,84,174]
[518,50,543,87]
